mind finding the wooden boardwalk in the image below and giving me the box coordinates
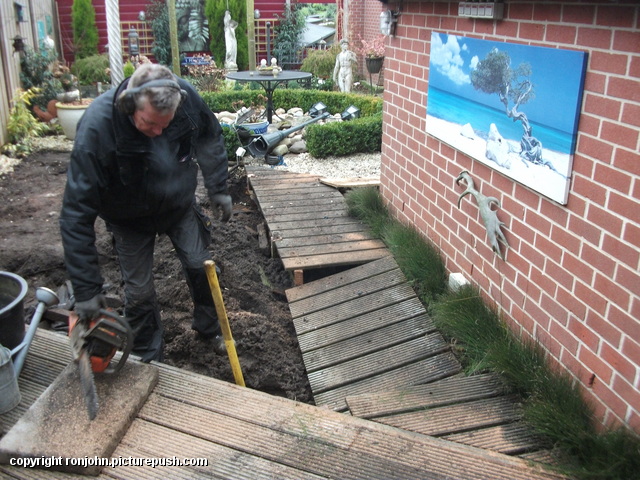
[248,167,559,471]
[246,166,389,277]
[0,329,564,480]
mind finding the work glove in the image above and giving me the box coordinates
[210,193,232,223]
[74,293,106,321]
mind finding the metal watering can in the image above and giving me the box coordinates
[0,280,59,414]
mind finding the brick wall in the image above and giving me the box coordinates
[376,0,640,431]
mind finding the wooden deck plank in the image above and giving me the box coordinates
[346,373,506,418]
[443,422,542,455]
[276,231,380,248]
[289,266,407,317]
[277,238,387,260]
[297,308,434,353]
[266,208,350,224]
[254,190,344,205]
[313,352,463,411]
[280,248,390,271]
[286,256,400,303]
[292,283,418,333]
[303,329,447,373]
[271,222,370,240]
[267,216,365,232]
[307,336,451,393]
[375,396,523,436]
[261,202,345,218]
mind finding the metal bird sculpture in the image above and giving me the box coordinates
[456,171,509,260]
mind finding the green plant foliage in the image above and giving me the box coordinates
[221,125,242,161]
[300,45,340,80]
[305,114,382,157]
[71,54,110,84]
[123,61,135,78]
[71,0,99,60]
[205,0,247,70]
[273,4,307,68]
[344,186,390,238]
[18,47,60,109]
[2,89,47,158]
[146,0,172,66]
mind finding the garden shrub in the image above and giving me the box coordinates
[306,113,382,157]
[71,54,110,84]
[71,0,99,59]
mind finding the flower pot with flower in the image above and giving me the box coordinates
[356,34,387,74]
[53,62,91,140]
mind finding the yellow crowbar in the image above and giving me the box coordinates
[204,260,245,387]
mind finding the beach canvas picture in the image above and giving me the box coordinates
[426,33,587,204]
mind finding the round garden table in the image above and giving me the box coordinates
[226,70,312,124]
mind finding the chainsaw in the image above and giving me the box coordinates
[68,309,134,420]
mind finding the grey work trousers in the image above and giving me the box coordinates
[108,205,220,362]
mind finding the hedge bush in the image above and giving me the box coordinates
[306,113,382,157]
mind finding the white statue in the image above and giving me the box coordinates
[333,39,357,93]
[224,10,238,69]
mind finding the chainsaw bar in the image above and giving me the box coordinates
[78,348,99,420]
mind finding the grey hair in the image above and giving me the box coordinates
[127,63,182,114]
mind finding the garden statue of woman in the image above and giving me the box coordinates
[224,10,238,70]
[333,39,357,93]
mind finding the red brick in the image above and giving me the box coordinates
[563,5,596,24]
[582,243,617,277]
[623,221,640,247]
[572,175,607,205]
[540,199,568,227]
[550,319,579,354]
[613,30,640,54]
[621,338,640,377]
[591,381,628,424]
[550,225,581,253]
[596,163,633,195]
[577,27,613,49]
[621,103,640,128]
[533,3,562,22]
[631,56,640,78]
[568,316,599,351]
[583,71,607,95]
[601,343,636,384]
[607,77,640,103]
[593,273,630,309]
[601,120,639,150]
[576,135,614,165]
[608,192,640,224]
[597,6,635,28]
[602,234,639,269]
[587,203,624,236]
[519,22,545,41]
[546,260,576,292]
[584,92,622,118]
[613,148,640,177]
[568,215,602,246]
[579,346,613,384]
[575,281,608,315]
[509,3,534,20]
[586,310,623,349]
[616,264,640,297]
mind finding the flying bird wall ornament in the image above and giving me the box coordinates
[456,171,509,260]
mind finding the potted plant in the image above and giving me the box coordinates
[53,62,91,140]
[232,95,269,134]
[356,34,387,74]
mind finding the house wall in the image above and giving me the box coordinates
[376,0,639,432]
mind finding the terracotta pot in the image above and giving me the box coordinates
[365,56,384,74]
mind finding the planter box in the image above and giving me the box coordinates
[56,102,90,140]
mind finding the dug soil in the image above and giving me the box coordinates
[0,147,313,404]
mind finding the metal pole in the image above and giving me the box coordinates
[105,0,124,86]
[266,22,271,64]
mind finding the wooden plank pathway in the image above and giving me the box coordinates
[242,166,558,471]
[246,166,389,275]
[0,329,564,480]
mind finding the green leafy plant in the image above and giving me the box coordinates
[306,113,382,157]
[273,4,307,69]
[146,0,172,66]
[123,61,135,78]
[301,45,340,80]
[71,54,110,84]
[2,89,47,158]
[18,47,60,109]
[71,0,99,59]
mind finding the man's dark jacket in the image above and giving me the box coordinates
[59,77,228,303]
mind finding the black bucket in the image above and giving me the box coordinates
[0,272,28,350]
